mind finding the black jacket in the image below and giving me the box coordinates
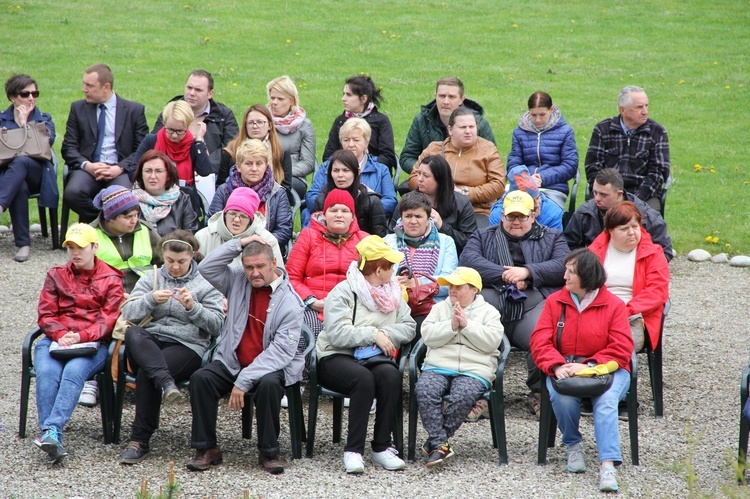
[322,107,396,171]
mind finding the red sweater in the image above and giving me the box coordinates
[237,286,272,368]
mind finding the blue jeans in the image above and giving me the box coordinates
[34,336,108,440]
[547,368,630,464]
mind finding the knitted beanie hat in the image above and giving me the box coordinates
[323,188,356,214]
[93,185,139,220]
[224,187,260,219]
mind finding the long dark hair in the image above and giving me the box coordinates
[322,150,367,213]
[345,75,383,108]
[418,155,457,219]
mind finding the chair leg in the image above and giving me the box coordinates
[98,372,113,444]
[49,208,59,250]
[59,202,70,251]
[242,395,253,440]
[490,385,508,465]
[306,390,319,457]
[407,380,418,462]
[628,381,639,465]
[332,397,343,444]
[19,372,32,439]
[38,205,48,238]
[538,379,555,465]
[394,396,404,458]
[287,385,303,459]
[648,344,664,418]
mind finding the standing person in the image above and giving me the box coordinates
[322,75,396,171]
[585,86,670,211]
[62,63,149,222]
[187,239,304,474]
[34,223,124,463]
[0,73,56,262]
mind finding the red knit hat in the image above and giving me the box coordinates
[323,188,356,214]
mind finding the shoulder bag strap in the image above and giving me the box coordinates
[555,307,566,351]
[352,292,358,325]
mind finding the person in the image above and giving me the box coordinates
[415,267,504,467]
[564,168,673,262]
[267,75,316,201]
[196,187,283,267]
[152,69,239,171]
[322,75,396,171]
[506,91,578,209]
[33,223,124,463]
[209,139,293,252]
[489,165,564,230]
[310,150,387,236]
[132,150,198,236]
[118,230,225,464]
[390,155,477,255]
[585,86,670,211]
[400,76,496,174]
[384,192,458,340]
[188,239,304,474]
[218,104,291,194]
[529,248,634,493]
[317,235,416,473]
[61,63,149,223]
[460,190,568,419]
[132,100,211,185]
[408,108,506,227]
[0,74,56,262]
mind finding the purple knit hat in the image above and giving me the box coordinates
[93,186,139,220]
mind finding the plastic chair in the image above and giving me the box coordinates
[660,173,673,218]
[407,335,511,465]
[19,327,114,444]
[737,362,750,484]
[306,342,412,458]
[562,169,581,228]
[640,300,669,418]
[58,164,73,249]
[537,352,639,466]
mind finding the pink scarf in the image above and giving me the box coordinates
[272,107,306,135]
[344,101,375,119]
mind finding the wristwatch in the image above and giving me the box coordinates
[304,295,318,309]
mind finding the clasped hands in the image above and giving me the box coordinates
[552,362,588,380]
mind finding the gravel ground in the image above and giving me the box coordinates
[1,233,750,498]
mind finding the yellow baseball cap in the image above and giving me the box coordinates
[63,223,98,248]
[503,190,534,216]
[437,266,483,291]
[356,235,404,269]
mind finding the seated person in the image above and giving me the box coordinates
[489,165,564,230]
[133,101,211,185]
[33,223,124,463]
[118,230,225,465]
[209,139,293,252]
[196,187,283,267]
[132,150,198,236]
[416,267,504,467]
[507,91,578,209]
[461,191,568,419]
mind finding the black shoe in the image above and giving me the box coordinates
[581,398,594,417]
[421,441,433,457]
[161,382,181,405]
[425,442,454,468]
[120,441,150,464]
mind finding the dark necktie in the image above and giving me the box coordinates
[92,103,106,163]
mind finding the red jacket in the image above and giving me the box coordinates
[530,286,634,376]
[37,257,124,343]
[589,228,670,350]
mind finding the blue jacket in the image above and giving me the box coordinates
[489,193,564,230]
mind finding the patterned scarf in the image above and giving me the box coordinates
[393,219,440,276]
[272,106,307,135]
[132,184,181,224]
[154,127,195,183]
[344,101,375,119]
[312,212,354,248]
[346,260,401,314]
[518,106,562,134]
[227,162,275,204]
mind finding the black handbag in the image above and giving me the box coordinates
[550,309,614,398]
[351,293,398,368]
[48,341,100,360]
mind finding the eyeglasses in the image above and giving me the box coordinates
[246,120,268,128]
[225,210,251,222]
[18,90,40,98]
[143,169,167,176]
[165,127,187,136]
[504,214,530,222]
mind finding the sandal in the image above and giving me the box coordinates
[527,392,541,419]
[465,399,489,422]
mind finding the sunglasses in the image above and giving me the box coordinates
[18,90,40,98]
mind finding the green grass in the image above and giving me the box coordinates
[2,0,749,253]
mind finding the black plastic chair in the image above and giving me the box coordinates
[407,335,511,465]
[562,169,581,228]
[640,300,669,418]
[537,352,639,466]
[737,363,750,484]
[19,327,114,443]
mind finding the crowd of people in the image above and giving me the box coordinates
[8,64,674,493]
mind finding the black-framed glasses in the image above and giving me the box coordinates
[18,90,40,98]
[165,127,187,136]
[504,214,530,222]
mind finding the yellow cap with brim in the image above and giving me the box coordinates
[356,235,404,269]
[63,223,98,248]
[503,190,534,216]
[437,266,483,291]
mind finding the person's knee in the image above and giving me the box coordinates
[123,327,147,349]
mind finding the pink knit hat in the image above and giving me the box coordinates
[224,187,260,219]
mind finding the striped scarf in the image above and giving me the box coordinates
[393,219,440,276]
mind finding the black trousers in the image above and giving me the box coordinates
[190,360,285,457]
[63,169,131,222]
[124,326,201,443]
[317,354,401,454]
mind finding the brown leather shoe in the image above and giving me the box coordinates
[259,454,284,474]
[186,447,223,471]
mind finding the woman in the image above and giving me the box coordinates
[322,75,396,171]
[219,104,291,193]
[267,76,316,201]
[409,108,506,227]
[196,187,283,267]
[34,223,124,463]
[416,267,504,467]
[132,150,198,236]
[385,191,458,340]
[507,91,578,209]
[133,100,211,185]
[118,230,225,464]
[311,150,387,236]
[209,139,293,251]
[0,74,56,262]
[489,165,565,230]
[530,248,633,493]
[390,155,477,255]
[317,235,416,473]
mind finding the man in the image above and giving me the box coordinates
[399,76,496,174]
[584,86,670,211]
[565,168,673,262]
[152,69,239,171]
[189,238,304,474]
[62,63,149,222]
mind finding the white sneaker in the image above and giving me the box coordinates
[343,397,350,408]
[372,447,405,470]
[78,380,98,407]
[370,399,377,415]
[344,451,365,473]
[281,387,304,409]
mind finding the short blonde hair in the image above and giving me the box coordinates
[339,117,371,144]
[163,100,194,128]
[266,75,299,114]
[235,139,270,167]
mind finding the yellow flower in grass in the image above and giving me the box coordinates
[725,85,730,89]
[512,23,518,28]
[679,79,685,84]
[705,236,712,242]
[712,237,719,244]
[694,164,702,172]
[381,30,387,35]
[286,39,291,44]
[709,166,715,173]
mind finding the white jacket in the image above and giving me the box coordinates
[195,211,284,268]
